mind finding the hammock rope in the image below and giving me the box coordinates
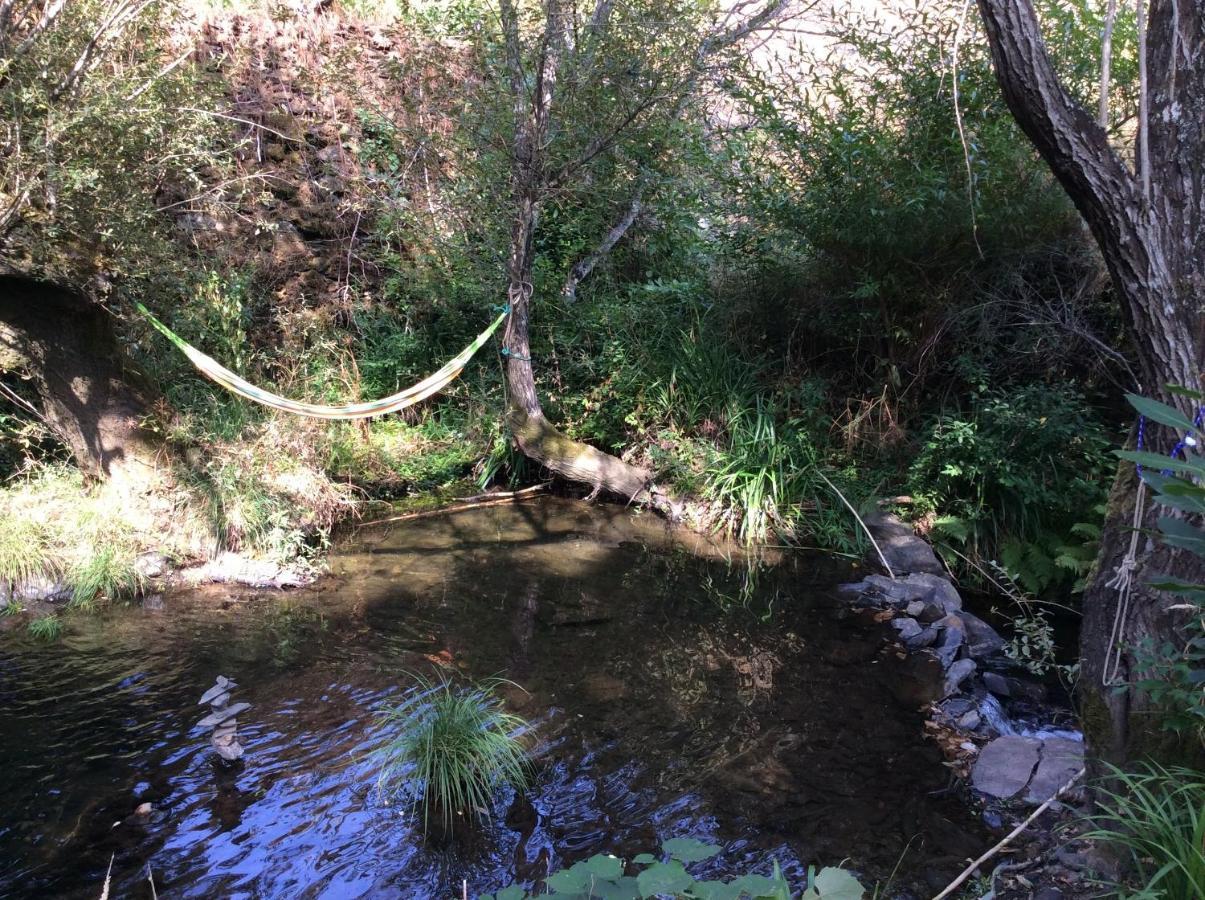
[135,301,508,420]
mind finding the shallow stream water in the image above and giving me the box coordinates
[0,498,986,898]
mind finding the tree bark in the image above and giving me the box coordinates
[976,0,1204,765]
[0,275,165,491]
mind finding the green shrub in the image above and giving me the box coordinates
[908,384,1113,593]
[376,674,530,834]
[1082,763,1205,900]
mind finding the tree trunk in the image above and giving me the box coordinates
[501,196,670,510]
[0,275,165,491]
[976,0,1204,766]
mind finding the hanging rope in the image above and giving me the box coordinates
[1103,404,1205,686]
[136,302,508,420]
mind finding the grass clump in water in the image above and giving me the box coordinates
[376,674,530,835]
[27,615,63,642]
[1082,762,1205,899]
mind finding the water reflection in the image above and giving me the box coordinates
[0,498,984,898]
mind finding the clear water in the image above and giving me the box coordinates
[0,498,985,898]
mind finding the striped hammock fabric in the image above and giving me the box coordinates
[136,302,506,420]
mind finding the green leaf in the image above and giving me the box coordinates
[631,854,658,865]
[595,877,641,900]
[728,874,782,898]
[637,861,692,897]
[811,868,864,900]
[1116,450,1205,479]
[1165,385,1204,401]
[581,855,625,880]
[688,881,744,900]
[545,866,593,894]
[1157,516,1205,556]
[1125,393,1198,433]
[662,838,722,863]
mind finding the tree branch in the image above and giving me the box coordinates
[562,182,646,303]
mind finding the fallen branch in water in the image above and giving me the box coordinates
[355,484,548,528]
[931,767,1085,900]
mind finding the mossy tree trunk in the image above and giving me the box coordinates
[496,0,668,512]
[977,0,1205,766]
[0,275,165,491]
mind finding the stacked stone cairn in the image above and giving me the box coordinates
[198,675,251,761]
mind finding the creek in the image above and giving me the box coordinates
[0,498,987,897]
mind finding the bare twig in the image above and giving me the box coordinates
[355,485,548,529]
[932,768,1085,900]
[951,0,983,258]
[816,470,895,579]
[1098,0,1118,126]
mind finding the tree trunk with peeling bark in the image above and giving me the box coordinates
[976,0,1204,765]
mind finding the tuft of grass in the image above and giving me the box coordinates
[0,516,59,593]
[1081,762,1205,900]
[27,615,63,642]
[68,543,145,610]
[2,598,23,616]
[376,674,531,834]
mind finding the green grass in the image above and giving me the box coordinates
[68,543,145,610]
[27,615,63,642]
[0,517,59,592]
[376,674,530,834]
[2,598,23,616]
[1081,762,1205,899]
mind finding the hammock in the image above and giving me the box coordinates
[136,302,507,420]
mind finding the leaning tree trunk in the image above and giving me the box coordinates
[501,194,669,509]
[496,0,671,514]
[0,275,165,492]
[977,0,1205,767]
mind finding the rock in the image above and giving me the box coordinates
[1,575,72,604]
[199,678,234,704]
[133,802,153,818]
[971,735,1042,799]
[905,600,925,617]
[904,626,939,649]
[933,614,966,668]
[943,658,977,698]
[1055,845,1123,881]
[983,672,1047,703]
[916,601,946,624]
[198,702,251,729]
[961,611,1007,658]
[1033,889,1063,900]
[858,574,929,606]
[134,552,170,579]
[956,710,982,730]
[891,617,923,640]
[910,573,963,612]
[866,512,945,575]
[941,697,975,717]
[1025,737,1084,803]
[983,671,1011,697]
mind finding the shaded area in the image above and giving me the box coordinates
[0,498,985,897]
